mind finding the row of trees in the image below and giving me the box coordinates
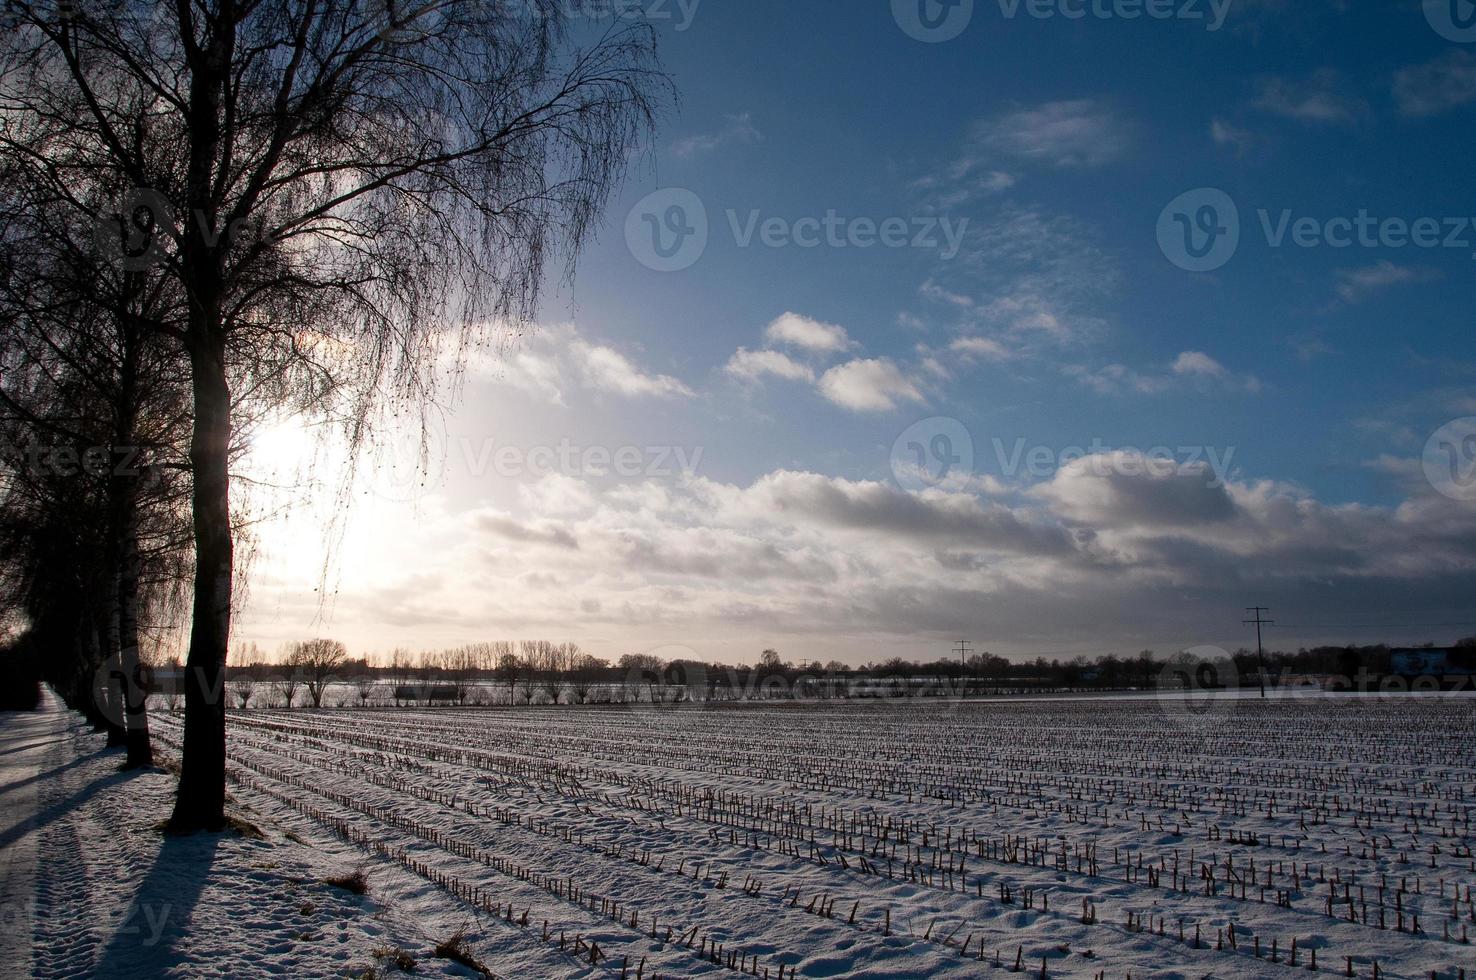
[0,2,668,829]
[219,640,609,707]
[169,639,1476,712]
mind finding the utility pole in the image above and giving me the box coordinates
[953,639,972,669]
[1243,606,1273,698]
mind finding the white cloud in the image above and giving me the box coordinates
[914,166,1017,210]
[671,111,763,158]
[473,510,580,549]
[1065,363,1174,396]
[242,439,1476,663]
[1069,353,1258,396]
[763,312,852,353]
[919,279,975,310]
[1210,118,1257,154]
[1172,351,1228,378]
[967,99,1131,169]
[950,336,1013,361]
[517,473,597,516]
[1254,70,1365,124]
[481,324,693,403]
[1394,51,1476,117]
[1332,262,1436,305]
[571,341,694,399]
[724,347,816,384]
[502,349,568,405]
[816,359,925,413]
[918,206,1117,357]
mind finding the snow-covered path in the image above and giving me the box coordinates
[0,688,70,976]
[0,693,469,979]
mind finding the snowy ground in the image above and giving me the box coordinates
[5,691,1475,978]
[0,692,502,979]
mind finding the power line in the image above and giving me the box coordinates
[1243,606,1273,699]
[953,639,972,668]
[1270,621,1476,630]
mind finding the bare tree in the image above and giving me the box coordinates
[617,652,665,703]
[568,652,607,705]
[416,650,439,705]
[291,639,349,709]
[0,177,197,766]
[439,647,474,706]
[520,640,559,703]
[228,673,256,709]
[493,642,522,706]
[354,673,378,708]
[1,0,668,830]
[163,655,184,712]
[389,648,415,706]
[270,671,300,710]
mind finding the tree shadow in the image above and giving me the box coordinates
[0,762,137,852]
[90,833,222,977]
[0,734,72,758]
[0,747,107,799]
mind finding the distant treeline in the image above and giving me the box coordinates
[159,638,1476,708]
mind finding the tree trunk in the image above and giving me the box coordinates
[113,330,152,769]
[118,521,152,768]
[97,613,127,745]
[169,333,233,831]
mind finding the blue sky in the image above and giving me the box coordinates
[241,0,1476,665]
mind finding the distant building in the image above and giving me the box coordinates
[1389,648,1476,677]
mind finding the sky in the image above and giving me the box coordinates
[236,0,1476,667]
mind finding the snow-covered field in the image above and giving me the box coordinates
[7,691,1476,978]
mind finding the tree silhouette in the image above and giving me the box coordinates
[1,0,667,829]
